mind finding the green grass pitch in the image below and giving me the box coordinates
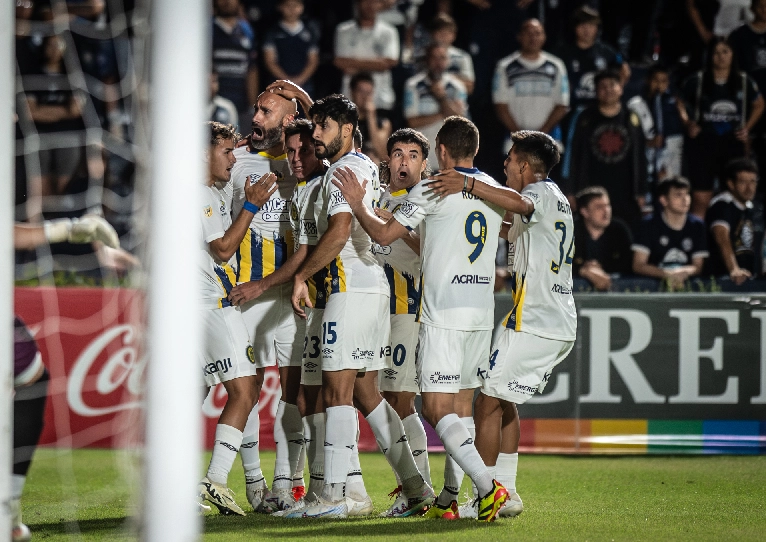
[21,449,766,541]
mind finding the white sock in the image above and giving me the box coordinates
[346,417,368,500]
[207,424,243,485]
[403,413,431,487]
[435,413,493,497]
[304,413,325,501]
[272,400,291,489]
[241,404,265,486]
[366,401,423,494]
[293,437,306,489]
[462,417,477,499]
[438,417,473,505]
[322,405,357,502]
[496,452,518,494]
[283,402,305,483]
[12,475,26,500]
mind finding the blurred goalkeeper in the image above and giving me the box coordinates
[12,215,120,542]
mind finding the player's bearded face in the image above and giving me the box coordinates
[314,124,343,159]
[251,123,283,151]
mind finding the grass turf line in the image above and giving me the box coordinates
[22,449,766,541]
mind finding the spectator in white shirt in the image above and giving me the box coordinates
[334,0,400,116]
[427,13,475,95]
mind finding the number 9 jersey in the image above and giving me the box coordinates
[393,167,503,331]
[504,179,577,341]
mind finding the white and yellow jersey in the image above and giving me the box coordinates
[375,186,421,315]
[503,180,577,341]
[228,147,298,283]
[289,172,328,309]
[393,167,503,330]
[314,151,387,296]
[200,184,238,309]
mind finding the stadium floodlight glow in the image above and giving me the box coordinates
[143,0,209,540]
[1,0,14,537]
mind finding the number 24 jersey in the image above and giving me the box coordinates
[393,167,503,331]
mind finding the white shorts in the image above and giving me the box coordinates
[320,291,390,373]
[201,305,258,387]
[416,324,492,394]
[240,282,303,368]
[481,329,574,404]
[379,314,420,394]
[301,307,324,386]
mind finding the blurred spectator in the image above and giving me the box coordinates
[687,0,722,45]
[729,0,766,187]
[627,64,688,189]
[573,186,634,291]
[212,0,259,135]
[714,0,753,37]
[209,70,239,126]
[24,34,85,201]
[705,158,760,283]
[555,6,630,120]
[426,13,475,95]
[262,0,319,95]
[350,72,391,163]
[335,0,400,117]
[565,70,648,231]
[599,0,660,62]
[403,42,467,171]
[632,177,708,289]
[378,0,424,63]
[492,18,569,154]
[679,36,764,217]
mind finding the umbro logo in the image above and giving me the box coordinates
[460,438,474,447]
[217,441,238,452]
[240,441,257,449]
[412,449,425,456]
[304,361,318,370]
[396,435,408,444]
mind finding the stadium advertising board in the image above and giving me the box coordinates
[15,288,766,453]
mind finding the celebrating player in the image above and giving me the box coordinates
[288,94,432,518]
[197,122,277,515]
[429,130,577,518]
[331,116,509,522]
[372,129,434,515]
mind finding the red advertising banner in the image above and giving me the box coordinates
[14,287,379,450]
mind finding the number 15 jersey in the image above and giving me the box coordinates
[504,179,577,341]
[394,167,503,331]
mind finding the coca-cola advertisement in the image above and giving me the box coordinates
[14,287,380,451]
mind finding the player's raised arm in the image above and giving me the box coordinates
[331,166,409,246]
[426,168,534,217]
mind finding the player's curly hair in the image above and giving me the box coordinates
[207,121,240,146]
[510,130,560,175]
[309,94,358,133]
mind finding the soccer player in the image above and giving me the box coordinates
[197,122,277,516]
[373,129,434,516]
[430,130,577,519]
[288,94,432,518]
[12,216,120,541]
[331,116,510,522]
[225,91,305,512]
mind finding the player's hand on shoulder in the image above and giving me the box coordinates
[426,168,464,197]
[246,172,278,206]
[331,167,367,208]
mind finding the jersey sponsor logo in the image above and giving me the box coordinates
[451,274,491,284]
[507,380,538,395]
[396,200,418,218]
[302,220,317,235]
[429,371,460,384]
[351,348,375,361]
[380,345,391,358]
[329,190,347,208]
[203,357,232,376]
[477,367,488,380]
[204,205,213,217]
[260,198,290,222]
[551,284,572,295]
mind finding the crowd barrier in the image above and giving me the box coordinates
[14,288,766,454]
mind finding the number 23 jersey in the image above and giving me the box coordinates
[393,167,503,331]
[504,179,577,341]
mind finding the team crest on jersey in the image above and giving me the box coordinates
[219,200,226,214]
[396,200,417,218]
[246,345,255,364]
[204,205,213,217]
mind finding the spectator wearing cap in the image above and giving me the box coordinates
[573,186,634,291]
[705,158,761,284]
[632,176,708,289]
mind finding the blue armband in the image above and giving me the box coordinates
[243,201,259,214]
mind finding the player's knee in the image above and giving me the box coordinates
[420,402,444,428]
